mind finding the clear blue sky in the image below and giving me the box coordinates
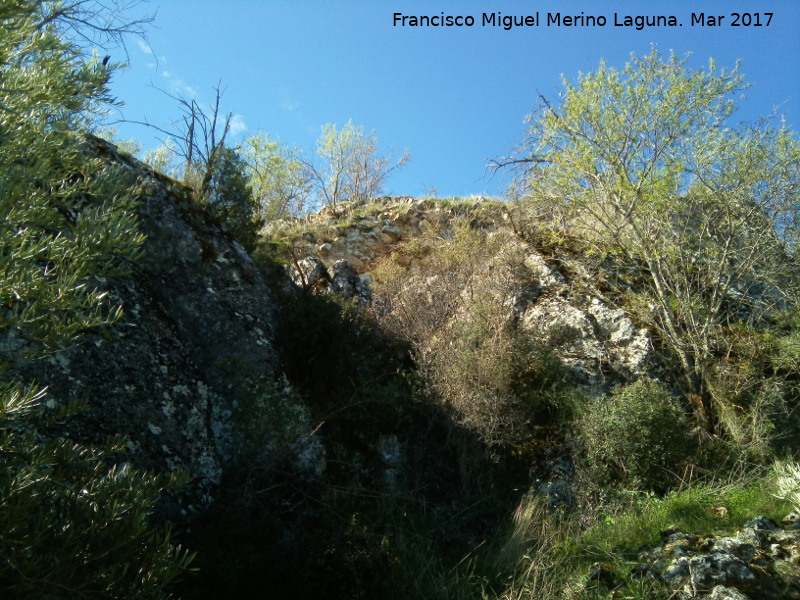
[108,1,800,198]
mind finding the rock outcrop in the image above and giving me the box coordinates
[629,518,800,599]
[289,256,372,303]
[22,137,322,512]
[276,196,652,395]
[268,197,498,271]
[520,295,651,391]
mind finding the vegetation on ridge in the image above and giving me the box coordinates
[504,49,800,441]
[2,2,800,598]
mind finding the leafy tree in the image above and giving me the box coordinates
[308,120,409,214]
[0,1,192,596]
[504,48,800,430]
[203,146,262,250]
[142,136,180,174]
[241,132,312,221]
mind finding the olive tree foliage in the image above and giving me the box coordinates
[0,1,192,596]
[0,0,145,365]
[501,48,800,427]
[307,120,410,214]
[240,132,313,221]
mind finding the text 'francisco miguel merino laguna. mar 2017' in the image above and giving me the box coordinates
[392,11,774,31]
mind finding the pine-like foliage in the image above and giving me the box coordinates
[204,147,262,250]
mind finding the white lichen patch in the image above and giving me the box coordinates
[166,456,183,471]
[50,352,70,371]
[161,400,176,418]
[171,384,190,396]
[228,378,326,479]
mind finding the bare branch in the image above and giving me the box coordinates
[38,1,155,63]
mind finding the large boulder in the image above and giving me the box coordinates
[519,254,651,392]
[22,138,322,511]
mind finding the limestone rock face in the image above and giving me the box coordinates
[266,197,499,273]
[519,269,651,391]
[330,259,373,303]
[288,256,372,303]
[22,138,320,509]
[291,256,332,290]
[275,197,653,395]
[631,519,800,599]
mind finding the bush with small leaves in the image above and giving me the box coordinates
[0,2,194,596]
[203,147,263,251]
[574,379,698,494]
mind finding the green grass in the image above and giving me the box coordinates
[483,475,792,600]
[583,479,791,555]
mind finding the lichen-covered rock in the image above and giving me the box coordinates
[21,138,319,512]
[683,553,757,592]
[376,434,403,492]
[330,259,372,303]
[523,252,565,291]
[520,294,651,390]
[287,256,372,303]
[708,586,751,600]
[291,256,331,290]
[587,298,651,375]
[633,520,800,599]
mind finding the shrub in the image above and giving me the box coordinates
[574,380,698,493]
[373,219,571,448]
[420,286,570,450]
[0,386,194,598]
[307,120,410,214]
[202,147,263,251]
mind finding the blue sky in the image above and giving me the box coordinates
[109,1,800,198]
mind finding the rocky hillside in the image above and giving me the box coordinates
[269,196,654,395]
[5,7,798,598]
[257,195,800,600]
[18,148,800,599]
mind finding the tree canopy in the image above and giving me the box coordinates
[508,48,800,430]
